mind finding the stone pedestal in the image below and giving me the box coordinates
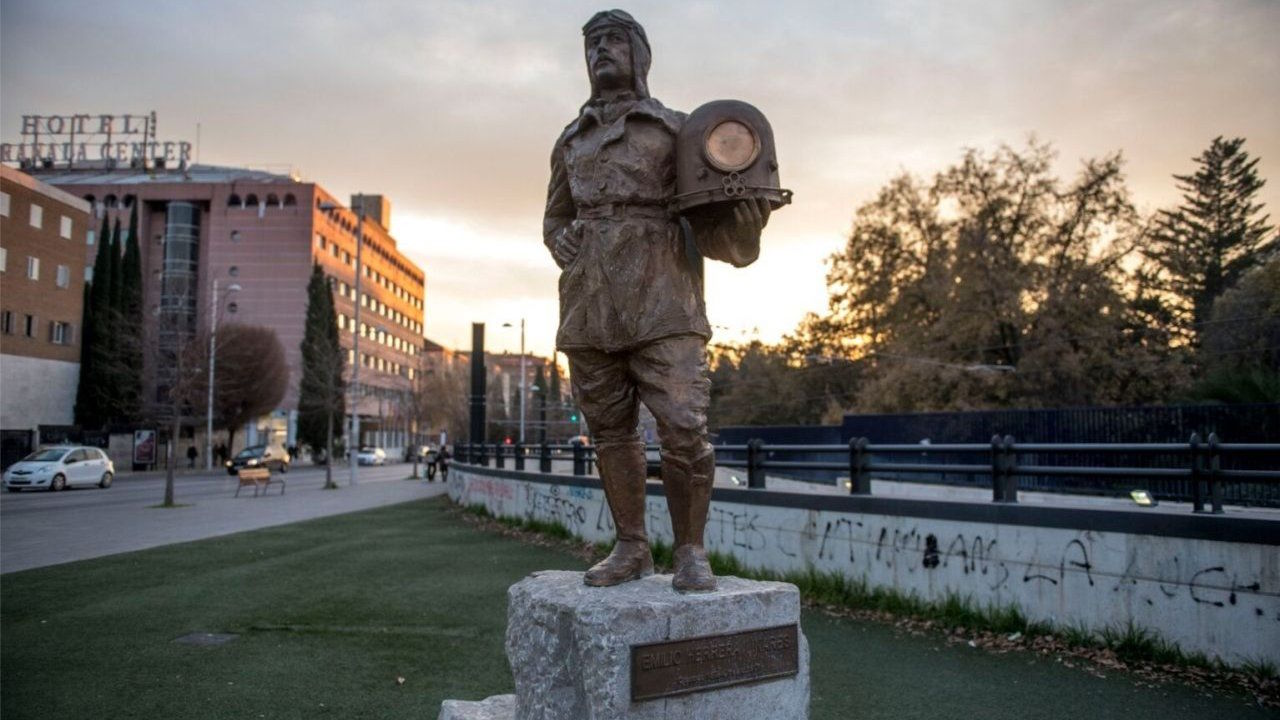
[439,570,809,720]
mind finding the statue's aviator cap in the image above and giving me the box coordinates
[582,9,651,57]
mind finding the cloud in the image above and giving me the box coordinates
[3,0,1278,353]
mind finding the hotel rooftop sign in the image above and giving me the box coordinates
[0,112,192,169]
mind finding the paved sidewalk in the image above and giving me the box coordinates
[1,465,447,574]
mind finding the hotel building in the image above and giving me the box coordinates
[28,163,426,452]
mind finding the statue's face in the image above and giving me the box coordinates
[585,25,633,91]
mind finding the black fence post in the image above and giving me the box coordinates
[747,438,766,489]
[1004,435,1018,503]
[849,437,871,495]
[514,442,525,471]
[1208,432,1224,515]
[572,439,586,476]
[495,444,505,469]
[540,441,552,473]
[992,435,1017,503]
[1190,433,1205,513]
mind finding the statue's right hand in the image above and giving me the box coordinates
[552,224,582,268]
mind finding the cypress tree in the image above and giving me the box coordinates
[79,216,114,429]
[297,265,346,487]
[89,215,112,317]
[118,205,144,422]
[100,218,124,424]
[549,362,561,403]
[1148,137,1277,342]
[108,217,124,314]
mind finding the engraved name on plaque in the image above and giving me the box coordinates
[630,624,799,701]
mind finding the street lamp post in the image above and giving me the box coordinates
[320,199,364,486]
[206,278,241,470]
[503,319,526,444]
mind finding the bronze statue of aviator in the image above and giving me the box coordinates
[543,9,790,592]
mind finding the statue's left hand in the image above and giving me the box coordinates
[732,197,771,239]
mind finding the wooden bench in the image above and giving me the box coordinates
[235,467,285,497]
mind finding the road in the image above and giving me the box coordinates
[0,462,448,574]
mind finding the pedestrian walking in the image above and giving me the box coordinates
[186,445,198,469]
[437,447,450,482]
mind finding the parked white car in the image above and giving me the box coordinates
[356,447,386,466]
[3,446,115,492]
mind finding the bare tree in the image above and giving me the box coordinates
[183,324,290,450]
[412,353,469,445]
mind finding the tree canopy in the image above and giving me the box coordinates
[706,137,1274,421]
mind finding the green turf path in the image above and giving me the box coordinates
[1,497,1270,719]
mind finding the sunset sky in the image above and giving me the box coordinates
[3,0,1277,359]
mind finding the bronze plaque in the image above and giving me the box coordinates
[630,624,799,701]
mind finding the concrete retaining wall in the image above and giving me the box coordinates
[449,465,1280,666]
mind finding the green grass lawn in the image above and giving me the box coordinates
[2,497,1270,720]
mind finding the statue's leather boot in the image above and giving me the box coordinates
[662,450,717,593]
[584,441,654,587]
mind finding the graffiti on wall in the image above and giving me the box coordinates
[451,470,1280,661]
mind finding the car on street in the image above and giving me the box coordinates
[4,445,115,492]
[356,447,386,466]
[225,444,290,475]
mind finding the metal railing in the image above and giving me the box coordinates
[454,433,1280,514]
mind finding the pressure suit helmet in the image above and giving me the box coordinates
[671,100,792,218]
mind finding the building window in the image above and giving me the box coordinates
[229,265,239,277]
[56,265,70,288]
[266,193,280,208]
[29,203,43,229]
[283,193,297,207]
[0,247,6,272]
[51,321,71,345]
[0,191,10,216]
[87,229,96,246]
[24,314,36,337]
[26,256,39,280]
[1,311,12,334]
[85,266,94,282]
[245,193,259,207]
[60,215,73,239]
[228,194,242,207]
